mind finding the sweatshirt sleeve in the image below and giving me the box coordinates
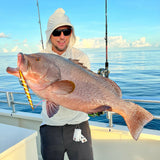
[71,47,91,69]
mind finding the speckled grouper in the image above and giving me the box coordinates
[6,52,153,140]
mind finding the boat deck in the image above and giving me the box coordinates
[0,109,160,160]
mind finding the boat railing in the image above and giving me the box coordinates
[0,90,42,113]
[107,97,160,127]
[0,90,160,127]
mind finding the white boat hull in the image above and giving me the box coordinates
[0,109,160,160]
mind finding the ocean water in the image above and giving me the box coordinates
[0,50,160,130]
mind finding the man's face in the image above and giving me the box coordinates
[50,26,72,55]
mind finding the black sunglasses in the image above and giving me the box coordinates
[52,28,72,37]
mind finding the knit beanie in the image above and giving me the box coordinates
[45,8,76,52]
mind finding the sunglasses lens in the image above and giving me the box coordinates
[52,30,61,36]
[52,28,72,37]
[63,29,71,36]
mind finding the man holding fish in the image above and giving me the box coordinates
[6,7,153,160]
[40,8,94,160]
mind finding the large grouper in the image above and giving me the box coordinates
[6,52,153,140]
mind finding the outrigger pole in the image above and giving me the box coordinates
[37,0,44,51]
[98,0,109,78]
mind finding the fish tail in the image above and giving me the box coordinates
[121,101,153,140]
[19,70,34,110]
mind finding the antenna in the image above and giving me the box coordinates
[37,0,44,51]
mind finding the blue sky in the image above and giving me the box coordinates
[0,0,160,53]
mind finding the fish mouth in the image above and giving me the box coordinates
[6,66,19,76]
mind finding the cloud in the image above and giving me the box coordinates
[24,44,28,47]
[1,35,153,53]
[131,37,151,47]
[75,36,130,49]
[108,36,130,48]
[109,36,151,49]
[75,37,105,49]
[0,32,9,38]
[75,36,152,50]
[1,38,41,53]
[154,43,160,48]
[23,39,29,47]
[23,39,27,43]
[11,46,22,52]
[9,39,31,53]
[37,43,44,51]
[3,48,8,53]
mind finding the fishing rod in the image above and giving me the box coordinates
[95,0,109,116]
[98,0,109,78]
[37,0,44,51]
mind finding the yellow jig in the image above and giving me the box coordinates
[19,70,34,110]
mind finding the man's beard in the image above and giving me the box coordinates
[54,44,68,52]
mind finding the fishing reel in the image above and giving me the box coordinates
[97,68,110,78]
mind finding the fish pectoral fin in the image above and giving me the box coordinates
[46,101,59,118]
[102,77,122,98]
[51,80,75,95]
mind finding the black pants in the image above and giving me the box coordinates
[40,121,94,160]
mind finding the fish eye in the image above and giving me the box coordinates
[35,57,40,61]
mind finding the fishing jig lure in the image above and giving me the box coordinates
[19,70,34,110]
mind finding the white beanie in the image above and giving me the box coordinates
[45,8,76,52]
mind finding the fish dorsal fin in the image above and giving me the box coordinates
[102,77,122,98]
[68,58,97,75]
[68,59,88,70]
